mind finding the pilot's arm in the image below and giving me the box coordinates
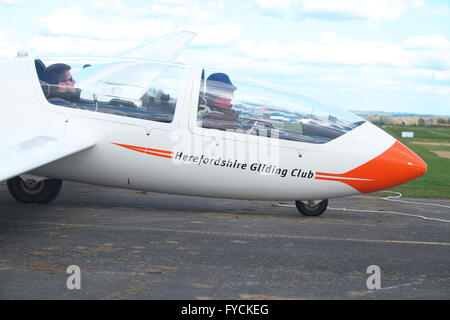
[203,104,239,122]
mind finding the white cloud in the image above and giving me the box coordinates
[92,0,124,14]
[235,39,285,60]
[236,32,405,66]
[38,7,174,41]
[403,35,450,51]
[0,28,12,41]
[234,32,450,70]
[145,4,197,17]
[29,35,139,56]
[0,28,20,58]
[192,24,242,46]
[417,85,450,96]
[299,0,424,20]
[205,0,225,10]
[255,0,292,10]
[318,32,345,44]
[420,4,450,16]
[156,0,192,4]
[39,8,92,36]
[140,0,225,23]
[36,5,239,54]
[255,0,426,21]
[0,0,21,5]
[397,69,450,81]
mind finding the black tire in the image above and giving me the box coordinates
[295,199,328,216]
[7,176,62,204]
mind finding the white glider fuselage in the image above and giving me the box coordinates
[0,57,426,201]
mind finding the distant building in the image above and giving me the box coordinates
[401,132,414,138]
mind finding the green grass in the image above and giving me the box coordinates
[372,126,450,199]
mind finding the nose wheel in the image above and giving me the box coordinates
[295,199,328,216]
[7,176,62,203]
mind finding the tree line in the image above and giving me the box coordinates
[363,115,450,127]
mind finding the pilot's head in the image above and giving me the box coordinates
[206,73,236,109]
[45,63,76,93]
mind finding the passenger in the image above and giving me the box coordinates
[203,73,239,123]
[44,63,80,105]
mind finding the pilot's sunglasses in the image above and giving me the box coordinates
[61,77,74,82]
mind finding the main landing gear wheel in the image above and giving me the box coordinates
[7,176,62,204]
[295,199,328,217]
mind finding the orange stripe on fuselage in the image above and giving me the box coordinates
[112,143,173,159]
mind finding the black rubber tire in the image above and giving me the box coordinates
[7,176,62,204]
[295,199,328,216]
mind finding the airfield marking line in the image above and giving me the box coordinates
[411,142,450,147]
[204,211,393,228]
[8,220,450,247]
[381,191,450,210]
[366,281,424,294]
[383,199,450,210]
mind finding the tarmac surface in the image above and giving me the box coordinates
[0,181,449,300]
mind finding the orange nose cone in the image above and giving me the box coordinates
[316,141,427,193]
[387,141,427,184]
[403,143,428,178]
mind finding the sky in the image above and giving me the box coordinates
[0,0,449,116]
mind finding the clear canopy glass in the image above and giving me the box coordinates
[198,70,365,144]
[37,57,185,123]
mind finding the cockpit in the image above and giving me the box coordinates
[35,58,182,123]
[35,58,366,143]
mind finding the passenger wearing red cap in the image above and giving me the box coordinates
[203,73,239,123]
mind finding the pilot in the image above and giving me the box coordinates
[202,73,239,124]
[44,63,81,105]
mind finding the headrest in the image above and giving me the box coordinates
[35,59,47,81]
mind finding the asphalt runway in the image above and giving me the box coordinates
[0,181,449,300]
